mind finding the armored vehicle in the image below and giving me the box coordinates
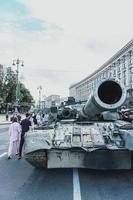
[24,79,133,169]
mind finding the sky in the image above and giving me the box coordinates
[0,0,133,102]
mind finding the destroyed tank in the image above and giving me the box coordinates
[24,79,133,169]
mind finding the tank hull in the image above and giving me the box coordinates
[24,119,133,169]
[25,149,132,169]
[48,149,132,169]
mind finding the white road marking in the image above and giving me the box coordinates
[0,152,7,158]
[73,169,82,200]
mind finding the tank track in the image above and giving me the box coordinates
[25,150,47,168]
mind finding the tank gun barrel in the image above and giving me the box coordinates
[81,79,126,119]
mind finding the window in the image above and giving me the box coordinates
[130,67,133,74]
[123,79,126,85]
[118,73,121,80]
[128,50,133,66]
[129,75,132,83]
[117,66,120,74]
[113,70,116,77]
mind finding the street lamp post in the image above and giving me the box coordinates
[37,85,42,110]
[12,58,24,113]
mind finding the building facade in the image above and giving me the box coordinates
[44,95,60,108]
[69,39,133,106]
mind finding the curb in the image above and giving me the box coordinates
[0,122,11,125]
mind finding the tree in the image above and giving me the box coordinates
[2,67,16,103]
[0,66,34,113]
[19,83,33,103]
[19,83,34,112]
[0,65,4,102]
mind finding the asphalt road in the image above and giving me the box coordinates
[1,125,133,200]
[0,124,10,155]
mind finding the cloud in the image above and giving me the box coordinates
[0,0,29,16]
[23,68,86,100]
[21,0,133,36]
[0,0,133,101]
[0,0,60,33]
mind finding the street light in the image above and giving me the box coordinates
[12,58,24,113]
[37,85,42,110]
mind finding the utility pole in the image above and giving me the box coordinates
[12,58,24,113]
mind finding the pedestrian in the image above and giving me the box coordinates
[43,113,49,125]
[10,113,16,122]
[36,113,41,125]
[17,114,21,123]
[6,112,9,121]
[32,113,37,126]
[8,117,21,159]
[29,113,34,129]
[18,113,32,159]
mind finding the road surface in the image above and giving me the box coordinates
[0,125,133,200]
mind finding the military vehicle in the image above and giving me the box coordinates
[24,79,133,169]
[57,105,78,120]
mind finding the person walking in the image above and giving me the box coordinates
[43,113,49,125]
[6,112,9,121]
[36,113,41,125]
[32,113,37,127]
[17,114,21,123]
[18,113,32,159]
[8,117,21,159]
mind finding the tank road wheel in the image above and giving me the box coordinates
[25,150,47,168]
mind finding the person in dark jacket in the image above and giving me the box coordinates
[32,113,37,125]
[18,113,32,159]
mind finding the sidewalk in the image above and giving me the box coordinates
[0,114,25,125]
[0,115,11,125]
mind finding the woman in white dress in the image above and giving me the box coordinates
[8,117,21,159]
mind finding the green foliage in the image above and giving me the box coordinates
[19,83,33,103]
[0,65,34,112]
[0,64,4,100]
[2,67,16,103]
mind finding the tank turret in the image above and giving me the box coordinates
[81,79,126,120]
[57,106,77,120]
